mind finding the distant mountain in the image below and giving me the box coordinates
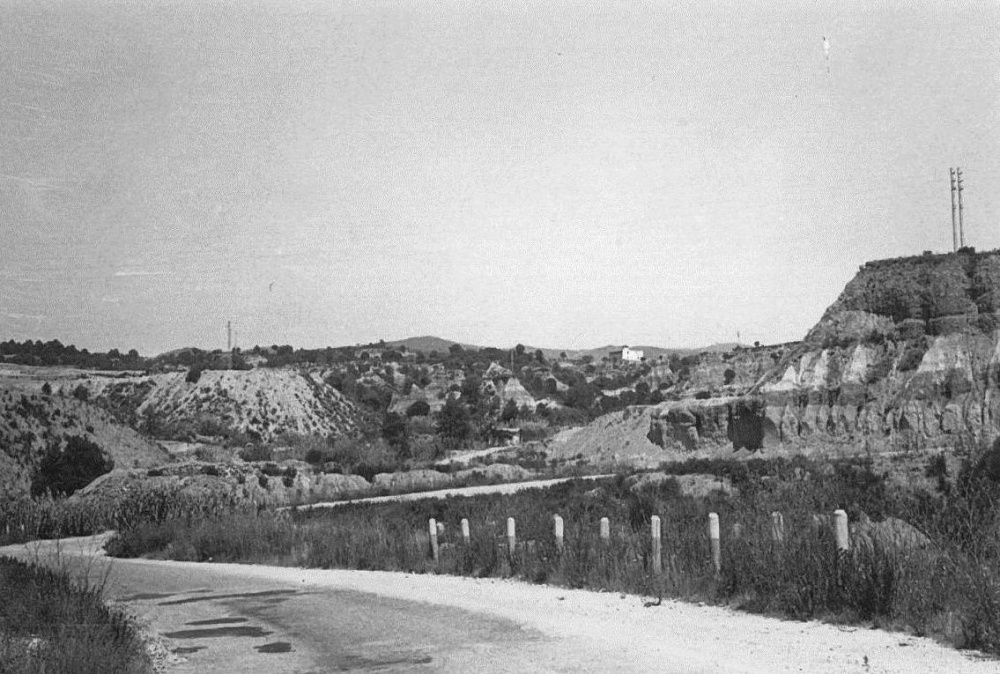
[383,336,481,354]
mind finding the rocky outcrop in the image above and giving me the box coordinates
[745,250,1000,451]
[372,469,452,492]
[625,472,737,498]
[559,250,1000,462]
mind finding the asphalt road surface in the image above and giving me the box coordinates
[3,534,997,674]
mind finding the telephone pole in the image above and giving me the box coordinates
[227,321,232,351]
[950,168,958,252]
[956,167,965,248]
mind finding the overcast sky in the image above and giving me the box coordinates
[1,1,997,355]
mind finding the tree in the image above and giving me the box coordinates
[406,400,431,417]
[436,397,471,446]
[565,382,599,411]
[500,398,519,423]
[534,349,545,364]
[382,412,410,455]
[31,435,114,497]
[449,343,464,356]
[185,364,203,384]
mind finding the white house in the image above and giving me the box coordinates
[609,346,644,363]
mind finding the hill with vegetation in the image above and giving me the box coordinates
[0,375,169,498]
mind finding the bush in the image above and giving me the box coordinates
[405,400,431,417]
[185,364,203,384]
[30,435,114,498]
[304,447,329,465]
[239,443,273,462]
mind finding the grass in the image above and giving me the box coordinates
[104,455,1000,655]
[0,555,151,674]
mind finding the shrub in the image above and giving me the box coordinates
[185,365,203,384]
[239,443,273,462]
[406,400,431,417]
[30,435,114,498]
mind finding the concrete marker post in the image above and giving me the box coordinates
[771,511,785,544]
[834,509,850,552]
[708,512,721,575]
[461,518,470,545]
[600,517,610,545]
[651,515,662,575]
[507,517,516,558]
[553,514,564,553]
[428,518,439,563]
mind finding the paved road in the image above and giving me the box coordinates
[1,535,631,674]
[3,535,997,674]
[291,474,613,511]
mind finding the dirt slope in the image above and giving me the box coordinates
[82,368,361,442]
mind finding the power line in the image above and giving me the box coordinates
[950,168,957,252]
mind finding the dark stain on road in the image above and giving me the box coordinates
[163,625,273,639]
[120,592,178,601]
[186,617,249,626]
[161,589,299,606]
[255,642,293,653]
[334,652,432,670]
[171,646,206,654]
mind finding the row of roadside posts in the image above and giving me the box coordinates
[427,509,853,574]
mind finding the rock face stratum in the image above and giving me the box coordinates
[563,250,1000,460]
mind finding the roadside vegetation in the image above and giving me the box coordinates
[104,447,1000,656]
[0,556,151,673]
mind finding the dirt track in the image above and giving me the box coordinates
[2,534,997,673]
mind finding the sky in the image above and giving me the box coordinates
[1,1,998,356]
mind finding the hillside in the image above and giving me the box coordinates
[0,375,169,498]
[80,368,362,443]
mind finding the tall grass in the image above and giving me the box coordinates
[0,484,249,546]
[0,556,151,674]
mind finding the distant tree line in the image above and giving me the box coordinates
[0,339,143,370]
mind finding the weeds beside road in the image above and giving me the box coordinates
[0,555,151,674]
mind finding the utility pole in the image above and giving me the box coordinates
[950,168,958,252]
[227,321,232,351]
[956,167,965,248]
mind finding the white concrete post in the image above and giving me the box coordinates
[651,515,662,575]
[428,518,439,563]
[708,512,721,574]
[553,514,564,552]
[771,511,785,543]
[834,509,850,552]
[600,517,610,545]
[461,518,470,545]
[507,517,516,557]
